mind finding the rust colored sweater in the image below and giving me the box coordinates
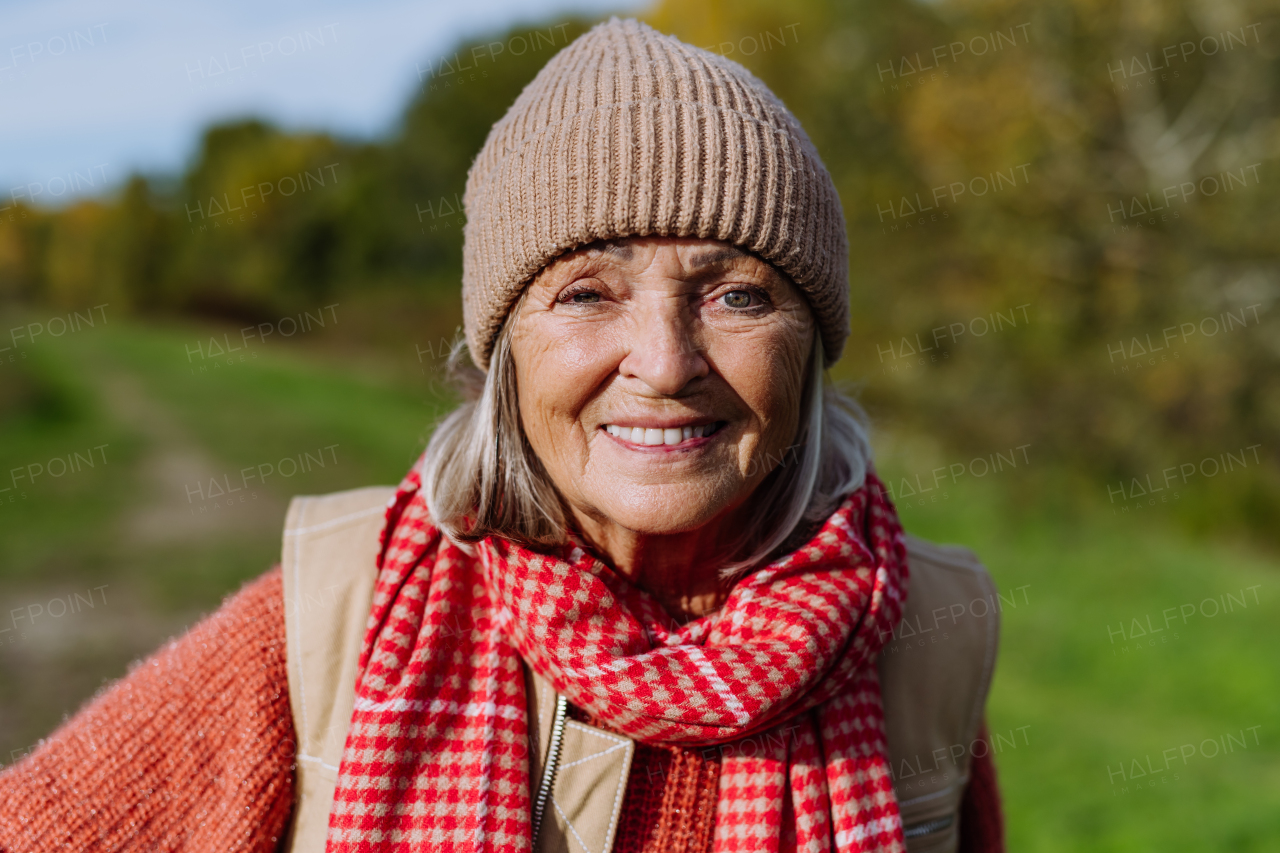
[0,568,1004,852]
[0,568,295,852]
[592,715,1004,853]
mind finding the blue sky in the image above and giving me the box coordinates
[0,0,644,204]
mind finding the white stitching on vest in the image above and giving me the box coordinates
[601,737,630,853]
[563,720,629,743]
[559,741,629,770]
[296,754,340,773]
[284,503,385,536]
[551,797,594,853]
[556,721,631,853]
[290,497,312,752]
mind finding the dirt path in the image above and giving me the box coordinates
[0,348,288,762]
[97,366,287,543]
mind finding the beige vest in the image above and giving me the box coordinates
[279,487,999,853]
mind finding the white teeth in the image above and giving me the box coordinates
[602,423,719,443]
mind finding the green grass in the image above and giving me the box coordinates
[2,317,448,590]
[880,463,1280,852]
[1,315,1277,849]
[0,314,451,755]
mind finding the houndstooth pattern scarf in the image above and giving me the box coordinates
[327,452,908,853]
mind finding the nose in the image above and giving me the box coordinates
[616,297,709,396]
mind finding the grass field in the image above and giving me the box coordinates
[1,314,1276,850]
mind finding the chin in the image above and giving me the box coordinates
[586,479,742,535]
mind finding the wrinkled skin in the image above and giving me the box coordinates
[509,236,815,618]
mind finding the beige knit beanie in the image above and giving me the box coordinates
[461,17,849,369]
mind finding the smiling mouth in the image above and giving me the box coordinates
[601,422,727,447]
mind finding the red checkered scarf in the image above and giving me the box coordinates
[328,453,908,853]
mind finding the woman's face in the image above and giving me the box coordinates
[509,235,815,538]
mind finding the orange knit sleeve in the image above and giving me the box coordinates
[0,567,296,852]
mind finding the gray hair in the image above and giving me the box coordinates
[421,291,873,575]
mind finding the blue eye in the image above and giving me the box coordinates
[722,290,754,308]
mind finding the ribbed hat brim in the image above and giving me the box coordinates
[462,17,849,368]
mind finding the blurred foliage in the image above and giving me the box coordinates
[1,3,1278,543]
[0,19,596,322]
[1,9,1278,845]
[649,0,1280,541]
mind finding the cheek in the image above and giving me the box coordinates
[511,320,615,444]
[717,331,810,435]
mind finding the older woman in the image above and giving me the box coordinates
[0,18,1003,853]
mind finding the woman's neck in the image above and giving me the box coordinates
[567,507,741,621]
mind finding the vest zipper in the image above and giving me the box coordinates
[531,693,568,844]
[902,813,954,839]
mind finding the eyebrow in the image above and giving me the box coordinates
[685,245,753,270]
[576,239,634,261]
[558,241,759,275]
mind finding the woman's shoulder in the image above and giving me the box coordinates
[0,565,295,851]
[279,485,396,613]
[283,485,398,534]
[880,535,1001,850]
[279,486,395,778]
[889,532,1001,664]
